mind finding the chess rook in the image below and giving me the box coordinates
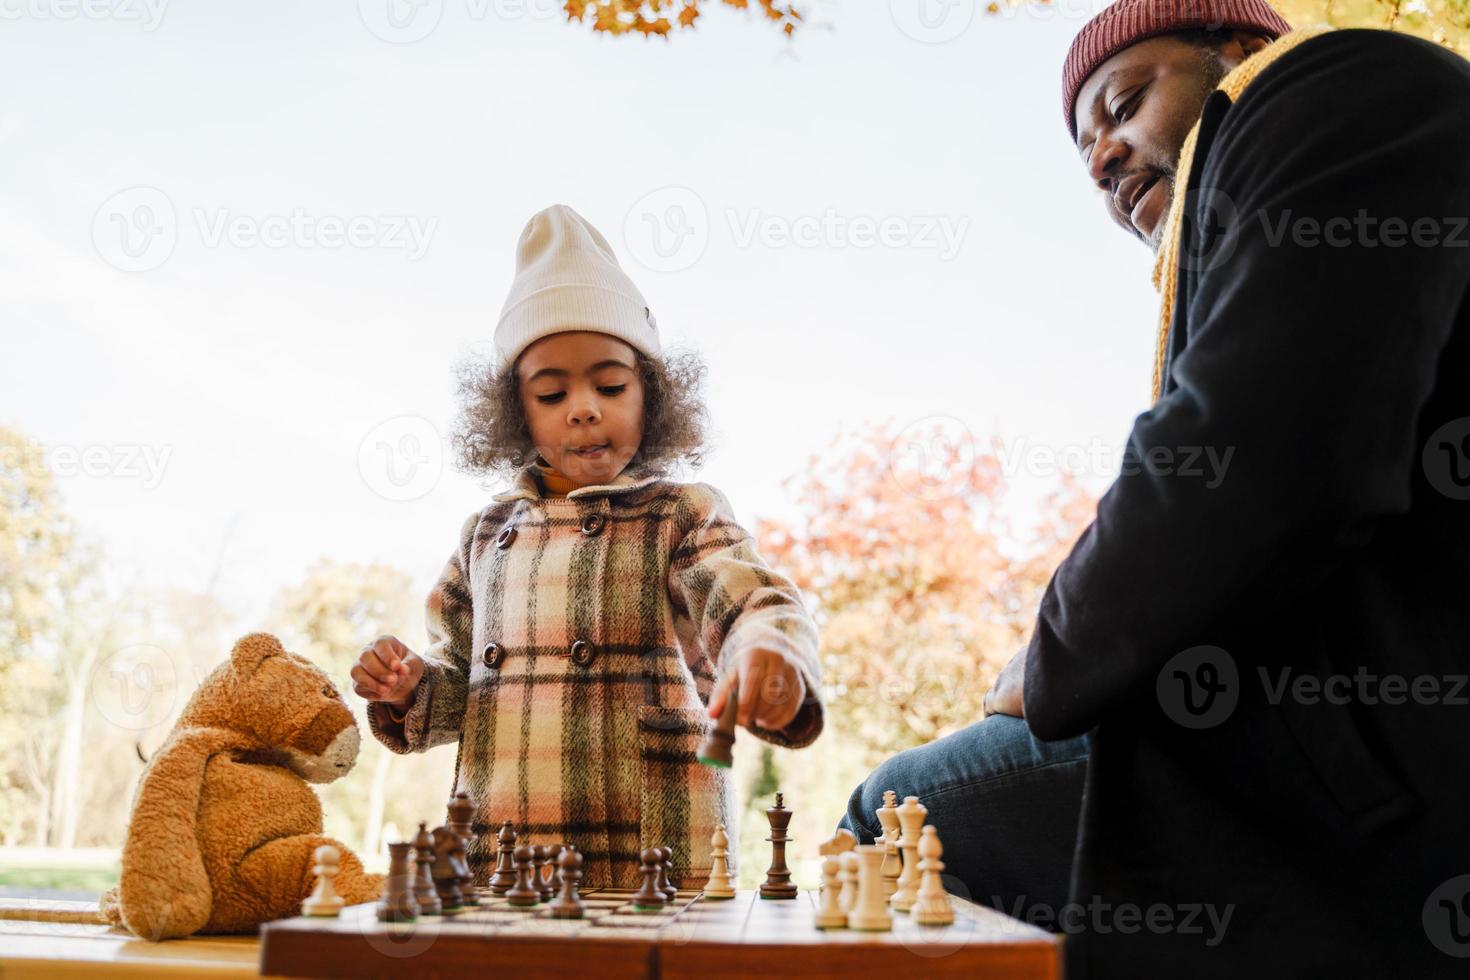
[847,844,892,932]
[377,841,418,923]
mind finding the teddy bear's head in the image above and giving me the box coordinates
[177,632,360,784]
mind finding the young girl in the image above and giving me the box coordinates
[352,204,823,889]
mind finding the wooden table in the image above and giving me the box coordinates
[261,887,1062,979]
[0,899,263,979]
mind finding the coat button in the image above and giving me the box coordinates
[496,526,517,550]
[570,640,596,668]
[483,643,503,668]
[580,514,606,537]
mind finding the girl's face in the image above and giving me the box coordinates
[516,331,645,488]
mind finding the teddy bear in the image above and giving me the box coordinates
[99,632,382,939]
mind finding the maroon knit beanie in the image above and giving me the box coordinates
[1062,0,1292,139]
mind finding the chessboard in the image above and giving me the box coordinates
[259,885,1060,979]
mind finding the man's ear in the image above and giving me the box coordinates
[230,632,285,675]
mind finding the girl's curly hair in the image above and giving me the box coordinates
[451,345,710,479]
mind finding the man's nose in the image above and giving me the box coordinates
[1088,131,1128,190]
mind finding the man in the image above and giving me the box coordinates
[841,2,1470,976]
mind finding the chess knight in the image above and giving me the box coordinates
[99,633,382,939]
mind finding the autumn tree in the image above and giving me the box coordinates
[755,421,1094,762]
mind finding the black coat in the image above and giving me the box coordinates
[1025,30,1470,979]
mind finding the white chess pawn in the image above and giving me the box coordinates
[911,826,956,926]
[813,854,847,929]
[703,824,736,899]
[838,851,861,914]
[302,844,345,917]
[846,844,892,932]
[889,795,927,912]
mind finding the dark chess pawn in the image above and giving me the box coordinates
[411,822,442,916]
[446,792,479,906]
[377,841,418,923]
[657,846,677,902]
[431,826,466,911]
[548,846,585,919]
[632,848,668,912]
[539,844,562,902]
[506,844,541,907]
[489,821,517,894]
[531,845,549,902]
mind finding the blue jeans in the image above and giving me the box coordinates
[838,715,1089,922]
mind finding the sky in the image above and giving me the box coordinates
[0,0,1164,629]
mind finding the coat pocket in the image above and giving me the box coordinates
[636,705,732,887]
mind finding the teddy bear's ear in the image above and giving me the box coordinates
[229,633,285,675]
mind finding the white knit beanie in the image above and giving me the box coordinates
[494,204,661,372]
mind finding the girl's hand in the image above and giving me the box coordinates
[351,634,424,708]
[708,647,806,732]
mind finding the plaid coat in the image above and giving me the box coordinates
[369,465,823,888]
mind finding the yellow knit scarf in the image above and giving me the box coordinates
[1148,28,1331,402]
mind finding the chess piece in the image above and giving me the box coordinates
[912,826,956,926]
[412,822,443,916]
[446,791,479,906]
[540,843,563,902]
[838,851,860,914]
[632,848,668,911]
[658,846,678,901]
[506,844,540,907]
[431,826,466,911]
[703,824,736,900]
[377,841,418,923]
[532,845,550,901]
[302,844,346,917]
[697,677,738,768]
[816,828,856,902]
[489,821,517,894]
[889,795,927,913]
[813,853,846,929]
[759,793,798,900]
[876,790,902,899]
[548,846,586,919]
[847,844,892,931]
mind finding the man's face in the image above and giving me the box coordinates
[1073,34,1240,250]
